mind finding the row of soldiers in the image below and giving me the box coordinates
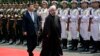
[35,0,100,53]
[0,3,27,45]
[0,0,100,53]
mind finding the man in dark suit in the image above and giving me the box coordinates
[22,3,39,56]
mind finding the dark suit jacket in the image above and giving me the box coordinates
[22,11,39,35]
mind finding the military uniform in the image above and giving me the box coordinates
[0,11,3,42]
[16,12,23,44]
[59,1,69,49]
[39,1,49,30]
[9,12,16,44]
[2,10,8,43]
[69,0,79,50]
[90,0,100,53]
[80,0,91,51]
[0,3,27,45]
[34,2,41,13]
[6,12,11,43]
[20,4,27,45]
[0,4,3,41]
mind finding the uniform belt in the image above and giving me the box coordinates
[70,21,77,22]
[17,19,22,20]
[91,22,98,24]
[10,19,14,20]
[81,22,88,23]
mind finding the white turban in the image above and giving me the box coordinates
[49,5,56,11]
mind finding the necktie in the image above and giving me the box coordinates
[31,12,34,22]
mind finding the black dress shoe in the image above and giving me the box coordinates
[0,40,2,42]
[29,53,33,56]
[85,49,89,52]
[69,47,74,50]
[81,49,89,52]
[74,47,78,50]
[63,46,67,49]
[91,50,97,53]
[9,42,16,45]
[17,42,23,45]
[1,41,7,43]
[80,48,85,52]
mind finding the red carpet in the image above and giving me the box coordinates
[0,48,40,56]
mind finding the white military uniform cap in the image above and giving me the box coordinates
[71,0,78,3]
[81,0,90,3]
[61,1,68,4]
[91,0,100,3]
[42,1,48,4]
[51,1,58,4]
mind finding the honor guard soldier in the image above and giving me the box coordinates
[16,11,23,45]
[90,0,100,53]
[9,12,16,45]
[1,10,8,43]
[58,1,69,49]
[69,0,79,50]
[0,11,3,42]
[38,1,48,45]
[17,3,24,44]
[79,0,91,52]
[13,12,18,44]
[6,11,11,43]
[38,1,49,30]
[20,3,27,45]
[0,4,3,42]
[34,1,41,13]
[13,4,21,44]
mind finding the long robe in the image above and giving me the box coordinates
[40,14,63,56]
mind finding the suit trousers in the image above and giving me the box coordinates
[27,33,37,53]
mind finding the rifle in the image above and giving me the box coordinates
[88,10,92,32]
[67,10,70,31]
[6,12,11,34]
[77,10,81,32]
[13,13,18,35]
[0,14,3,34]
